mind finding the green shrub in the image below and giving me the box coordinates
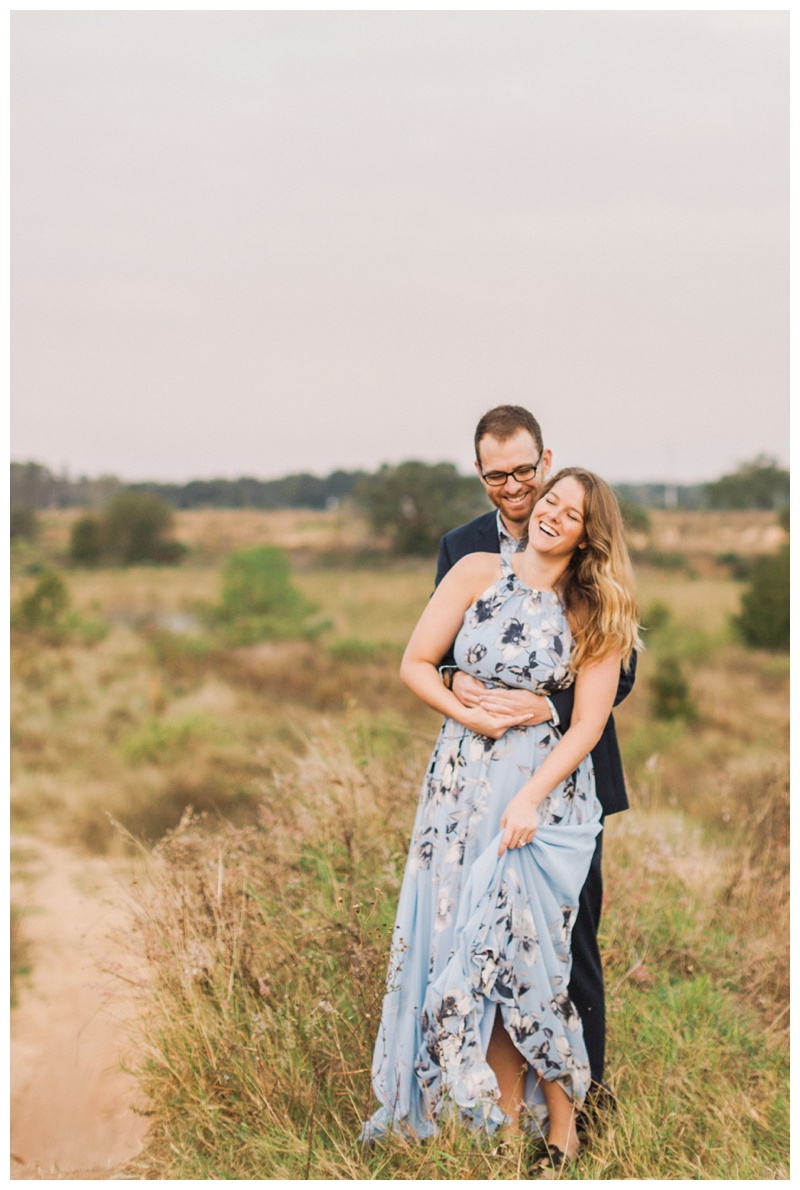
[211,546,320,644]
[10,505,38,541]
[69,492,184,567]
[641,600,672,633]
[11,569,107,644]
[70,514,105,566]
[12,570,70,631]
[734,545,789,651]
[121,715,218,765]
[327,638,402,664]
[637,550,688,571]
[715,552,757,581]
[649,654,697,721]
[104,491,179,565]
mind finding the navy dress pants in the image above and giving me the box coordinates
[567,827,606,1086]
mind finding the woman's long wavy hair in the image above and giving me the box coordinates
[538,467,642,672]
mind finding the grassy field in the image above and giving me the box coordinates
[10,506,789,1178]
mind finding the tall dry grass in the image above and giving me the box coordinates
[10,510,788,1178]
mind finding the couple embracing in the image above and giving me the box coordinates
[361,405,640,1171]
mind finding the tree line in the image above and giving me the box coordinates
[10,454,789,516]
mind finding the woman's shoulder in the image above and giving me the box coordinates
[440,551,503,600]
[449,551,503,580]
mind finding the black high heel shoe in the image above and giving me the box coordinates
[535,1143,579,1177]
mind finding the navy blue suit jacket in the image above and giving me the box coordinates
[435,510,635,817]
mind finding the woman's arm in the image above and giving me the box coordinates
[498,649,623,855]
[401,556,537,739]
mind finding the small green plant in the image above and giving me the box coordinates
[11,569,107,644]
[210,546,320,644]
[327,638,402,664]
[638,549,689,571]
[649,654,697,721]
[10,904,31,1007]
[641,600,672,633]
[121,714,219,765]
[12,570,70,632]
[733,545,789,651]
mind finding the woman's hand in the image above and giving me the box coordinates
[498,788,541,856]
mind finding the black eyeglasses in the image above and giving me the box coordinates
[479,448,544,487]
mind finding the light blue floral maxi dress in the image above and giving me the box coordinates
[362,554,603,1142]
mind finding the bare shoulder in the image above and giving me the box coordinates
[442,552,503,600]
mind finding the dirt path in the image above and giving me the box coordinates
[10,837,150,1180]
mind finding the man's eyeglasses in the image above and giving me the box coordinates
[479,448,544,487]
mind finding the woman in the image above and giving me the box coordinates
[361,469,640,1165]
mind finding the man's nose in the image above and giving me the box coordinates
[504,473,524,493]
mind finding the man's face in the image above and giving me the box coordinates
[475,429,552,532]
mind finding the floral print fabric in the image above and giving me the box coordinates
[362,557,602,1141]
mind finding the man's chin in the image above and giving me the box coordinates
[498,502,534,526]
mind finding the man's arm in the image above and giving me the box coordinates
[434,533,455,589]
[435,533,459,669]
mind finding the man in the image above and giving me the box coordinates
[435,404,636,1107]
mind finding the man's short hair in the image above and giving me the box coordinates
[474,405,544,462]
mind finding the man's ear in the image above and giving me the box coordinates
[540,448,553,479]
[473,458,484,479]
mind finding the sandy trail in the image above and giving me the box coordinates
[10,837,150,1180]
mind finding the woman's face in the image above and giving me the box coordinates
[530,476,587,558]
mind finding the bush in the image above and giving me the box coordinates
[211,546,320,644]
[12,570,70,631]
[70,515,105,566]
[69,492,184,567]
[11,569,107,644]
[10,505,38,541]
[641,600,672,633]
[734,545,789,651]
[714,552,757,581]
[649,654,697,721]
[104,491,178,564]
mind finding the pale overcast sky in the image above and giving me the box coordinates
[11,9,788,484]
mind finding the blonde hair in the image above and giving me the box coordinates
[541,468,642,672]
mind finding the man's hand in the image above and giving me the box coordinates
[451,671,552,725]
[451,670,489,707]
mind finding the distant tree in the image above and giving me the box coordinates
[704,455,789,511]
[69,515,105,566]
[356,461,485,555]
[10,505,38,541]
[734,544,789,651]
[614,493,650,534]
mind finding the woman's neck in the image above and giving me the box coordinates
[515,545,572,591]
